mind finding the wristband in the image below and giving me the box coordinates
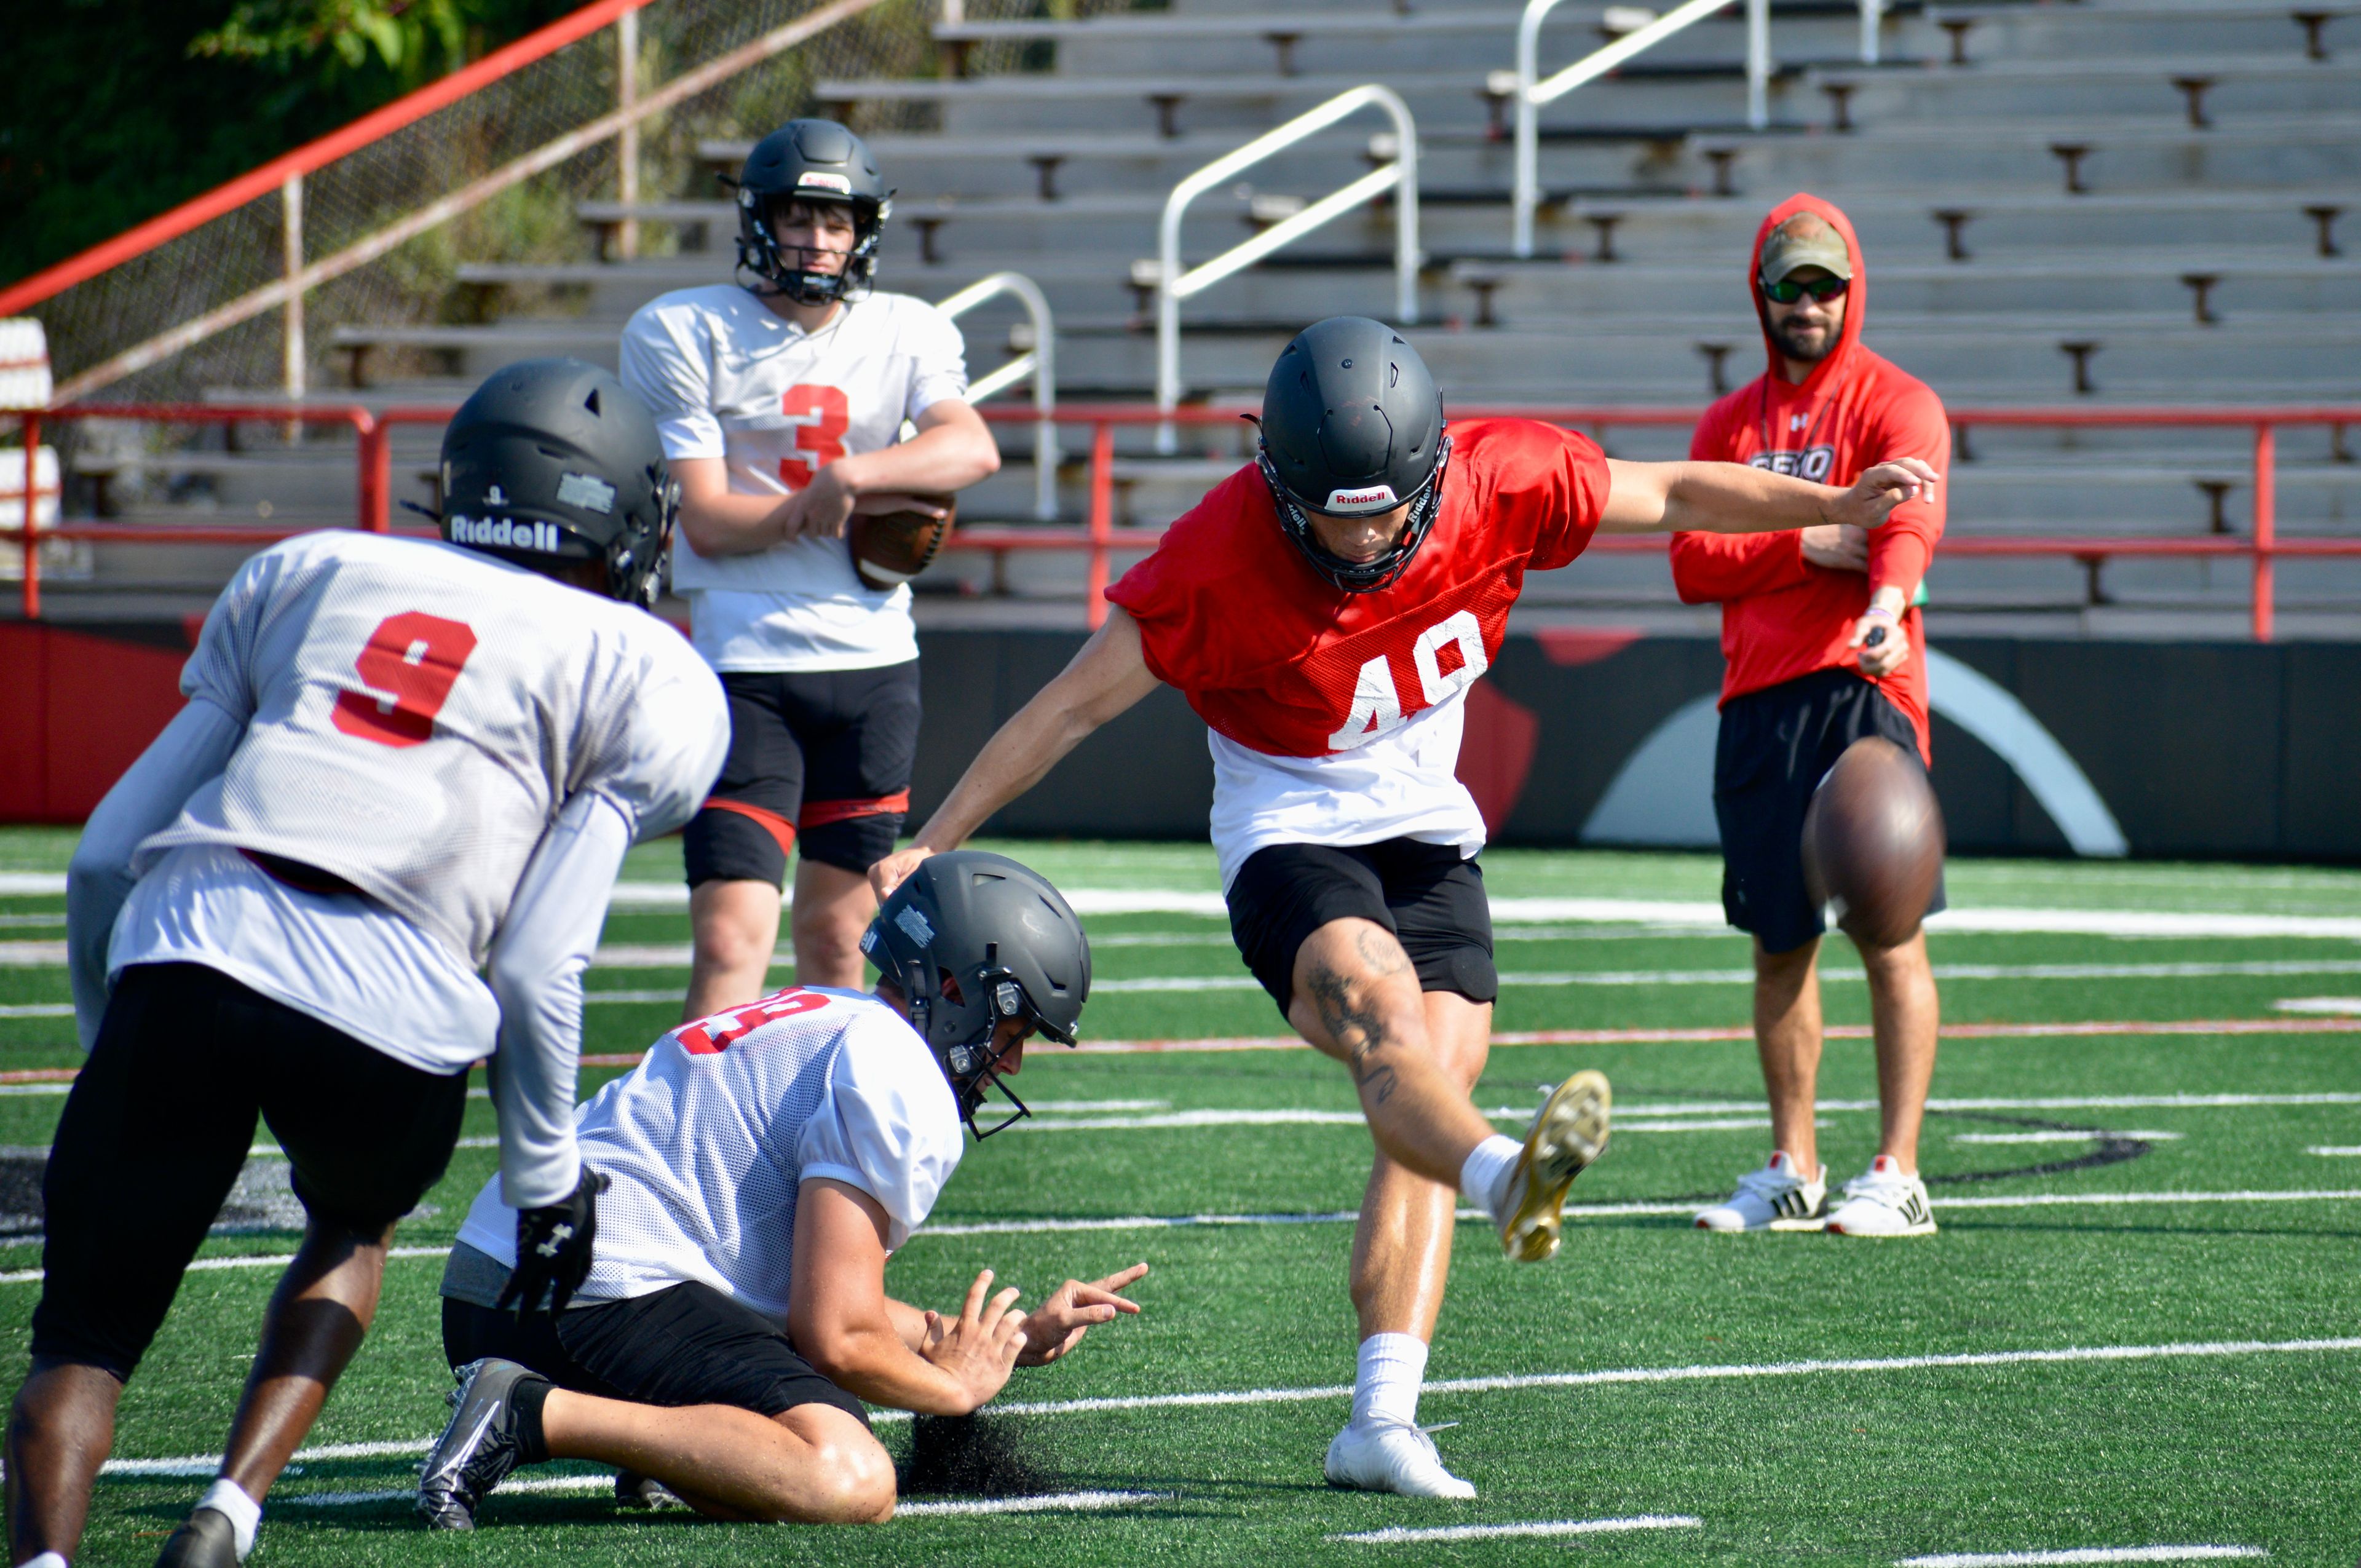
[1863,605,1899,622]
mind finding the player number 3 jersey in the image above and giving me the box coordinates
[1105,419,1610,887]
[620,286,970,673]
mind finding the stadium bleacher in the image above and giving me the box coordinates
[41,0,2361,634]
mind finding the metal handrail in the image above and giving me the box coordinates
[13,402,2359,641]
[1156,85,1420,451]
[935,272,1058,520]
[1513,0,1769,258]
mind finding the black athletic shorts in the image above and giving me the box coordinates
[31,962,469,1382]
[441,1264,869,1429]
[1714,666,1948,956]
[683,660,921,885]
[1225,839,1498,1017]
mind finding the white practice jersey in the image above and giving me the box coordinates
[620,285,969,673]
[139,531,726,967]
[456,986,965,1320]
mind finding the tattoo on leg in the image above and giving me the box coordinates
[1307,958,1399,1105]
[1354,927,1412,978]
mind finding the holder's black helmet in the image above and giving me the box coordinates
[439,358,676,610]
[732,119,892,306]
[863,851,1091,1139]
[1256,316,1452,594]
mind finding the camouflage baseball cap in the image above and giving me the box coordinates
[1758,213,1854,285]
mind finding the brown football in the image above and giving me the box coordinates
[848,494,956,592]
[1801,736,1946,950]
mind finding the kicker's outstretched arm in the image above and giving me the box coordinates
[871,608,1161,895]
[1599,456,1940,536]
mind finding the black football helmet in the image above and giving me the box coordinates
[730,119,892,306]
[1255,315,1451,595]
[862,851,1091,1139]
[438,358,676,609]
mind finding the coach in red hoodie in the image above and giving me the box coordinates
[1672,195,1948,1240]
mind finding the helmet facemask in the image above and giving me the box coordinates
[1257,431,1452,595]
[735,191,888,307]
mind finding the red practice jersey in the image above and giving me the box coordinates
[1669,193,1948,762]
[1105,418,1610,884]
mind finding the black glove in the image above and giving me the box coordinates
[497,1167,608,1317]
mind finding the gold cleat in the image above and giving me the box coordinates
[1497,1069,1612,1261]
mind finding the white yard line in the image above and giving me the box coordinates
[1950,1131,2184,1144]
[1896,1548,2266,1566]
[1330,1514,1701,1543]
[0,1004,71,1018]
[2272,997,2361,1015]
[0,876,66,896]
[98,1337,2361,1478]
[2306,1146,2361,1156]
[1046,960,2361,997]
[897,1489,1173,1516]
[25,1189,2356,1290]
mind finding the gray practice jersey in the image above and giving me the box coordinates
[139,531,724,965]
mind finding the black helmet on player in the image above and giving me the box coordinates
[730,119,892,306]
[1255,315,1452,595]
[862,851,1092,1139]
[439,357,676,610]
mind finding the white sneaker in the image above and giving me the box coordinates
[1494,1069,1612,1262]
[1694,1151,1829,1232]
[1824,1155,1938,1237]
[1324,1419,1477,1499]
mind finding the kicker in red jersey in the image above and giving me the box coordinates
[1107,418,1610,759]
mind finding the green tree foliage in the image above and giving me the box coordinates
[0,0,572,288]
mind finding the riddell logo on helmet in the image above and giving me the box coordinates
[1325,485,1399,512]
[797,172,853,193]
[448,515,561,553]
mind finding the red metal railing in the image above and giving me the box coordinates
[8,402,2361,637]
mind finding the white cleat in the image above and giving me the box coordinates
[1495,1069,1612,1261]
[1324,1419,1477,1500]
[1824,1155,1938,1237]
[1695,1151,1829,1232]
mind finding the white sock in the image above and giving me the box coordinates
[25,1552,69,1568]
[1459,1134,1524,1218]
[196,1477,261,1561]
[1351,1332,1428,1429]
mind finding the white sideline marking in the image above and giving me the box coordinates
[0,1246,448,1288]
[2307,1146,2361,1156]
[1896,1548,2266,1566]
[0,943,66,967]
[1950,1131,2183,1144]
[2273,997,2361,1015]
[1329,1513,1701,1544]
[0,875,65,896]
[0,1004,70,1018]
[106,1337,2361,1479]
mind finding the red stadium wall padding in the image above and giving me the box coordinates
[0,624,191,823]
[1456,679,1539,834]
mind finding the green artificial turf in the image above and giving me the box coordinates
[2,830,2357,1564]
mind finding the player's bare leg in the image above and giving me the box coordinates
[1859,929,1939,1171]
[1286,920,1498,1184]
[541,1390,895,1523]
[214,1220,395,1499]
[788,858,879,991]
[686,879,783,1018]
[1348,991,1493,1342]
[1752,936,1826,1173]
[6,1360,124,1562]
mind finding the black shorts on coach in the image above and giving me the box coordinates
[1714,666,1947,956]
[440,1249,869,1430]
[31,962,469,1382]
[1226,838,1498,1016]
[684,660,921,886]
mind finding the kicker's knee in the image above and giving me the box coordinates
[784,1434,896,1524]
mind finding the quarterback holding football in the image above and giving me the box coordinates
[619,118,1001,1020]
[873,317,1938,1499]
